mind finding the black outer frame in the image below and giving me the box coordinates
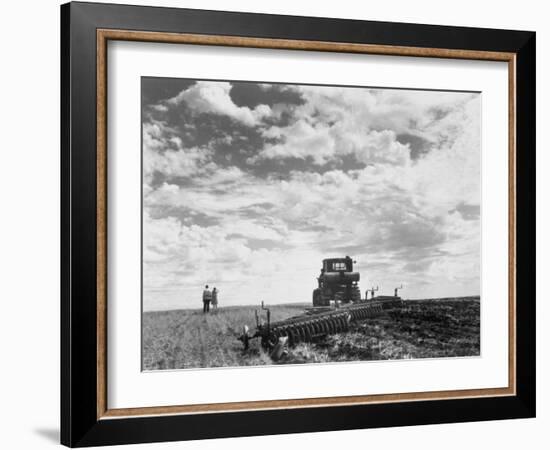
[60,1,536,447]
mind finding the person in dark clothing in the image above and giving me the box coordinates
[202,285,212,313]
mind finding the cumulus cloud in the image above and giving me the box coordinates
[250,120,410,166]
[165,81,272,126]
[142,121,215,188]
[250,85,477,169]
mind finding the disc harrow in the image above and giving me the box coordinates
[238,298,403,352]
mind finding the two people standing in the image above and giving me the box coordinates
[202,285,219,313]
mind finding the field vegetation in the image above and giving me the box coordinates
[142,298,480,370]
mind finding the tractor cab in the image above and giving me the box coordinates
[322,256,354,273]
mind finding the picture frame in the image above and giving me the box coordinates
[60,1,535,447]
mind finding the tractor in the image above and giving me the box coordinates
[312,256,362,306]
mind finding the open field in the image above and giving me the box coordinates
[142,298,480,370]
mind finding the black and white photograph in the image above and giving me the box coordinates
[141,77,481,370]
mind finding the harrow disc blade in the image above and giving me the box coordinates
[309,321,317,336]
[342,316,349,331]
[327,318,335,334]
[305,323,314,341]
[341,316,348,330]
[288,327,297,346]
[313,321,321,335]
[296,325,305,342]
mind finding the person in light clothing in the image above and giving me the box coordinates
[211,287,219,311]
[202,285,212,313]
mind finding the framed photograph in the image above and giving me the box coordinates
[61,1,535,447]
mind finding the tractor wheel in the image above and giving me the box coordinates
[312,289,322,306]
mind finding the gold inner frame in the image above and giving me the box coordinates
[96,29,517,420]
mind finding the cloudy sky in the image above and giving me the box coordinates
[142,77,480,311]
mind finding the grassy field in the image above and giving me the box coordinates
[142,298,480,370]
